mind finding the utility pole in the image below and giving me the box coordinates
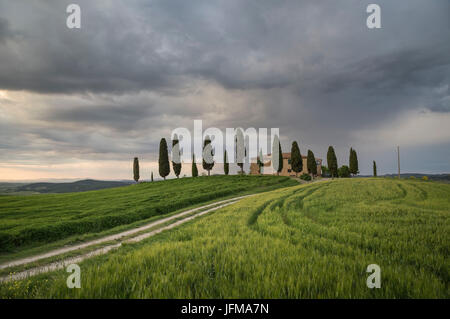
[397,146,400,179]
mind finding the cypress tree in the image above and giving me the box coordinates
[272,135,280,175]
[290,141,302,177]
[307,150,317,179]
[133,157,139,183]
[202,136,214,176]
[235,130,245,174]
[158,138,170,180]
[373,161,377,177]
[172,135,182,178]
[224,150,229,175]
[257,149,264,174]
[349,147,354,175]
[312,152,317,176]
[277,141,283,175]
[327,146,338,178]
[349,148,359,176]
[151,171,154,182]
[192,154,198,177]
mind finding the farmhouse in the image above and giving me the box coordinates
[250,153,322,177]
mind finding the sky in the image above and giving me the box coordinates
[0,0,449,181]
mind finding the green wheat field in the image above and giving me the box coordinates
[1,177,449,298]
[0,175,296,255]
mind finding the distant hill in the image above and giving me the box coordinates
[3,179,133,194]
[0,183,29,195]
[356,173,449,183]
[382,173,450,182]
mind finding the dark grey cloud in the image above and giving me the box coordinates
[317,45,450,95]
[1,0,446,95]
[46,104,154,130]
[0,18,12,43]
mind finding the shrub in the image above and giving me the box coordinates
[410,176,416,179]
[338,165,350,178]
[422,176,429,181]
[321,165,331,177]
[300,173,311,181]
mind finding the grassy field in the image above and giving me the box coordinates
[1,178,448,298]
[0,175,297,254]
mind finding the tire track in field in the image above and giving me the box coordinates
[246,186,319,242]
[408,183,428,200]
[0,195,251,277]
[396,183,408,199]
[247,189,297,227]
[280,185,323,227]
[246,180,330,228]
[250,182,369,256]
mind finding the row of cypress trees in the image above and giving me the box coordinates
[133,136,360,182]
[325,146,359,178]
[134,136,220,182]
[289,141,317,178]
[133,138,171,183]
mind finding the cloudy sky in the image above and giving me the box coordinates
[0,0,449,181]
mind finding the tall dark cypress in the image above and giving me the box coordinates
[373,161,377,177]
[172,135,182,178]
[223,150,229,175]
[235,131,245,174]
[202,136,214,176]
[192,154,198,177]
[349,148,359,176]
[327,146,338,178]
[133,157,140,183]
[290,141,302,177]
[307,150,317,179]
[151,171,154,182]
[271,135,279,175]
[312,151,317,175]
[158,138,170,180]
[277,141,283,175]
[349,147,354,175]
[257,149,264,174]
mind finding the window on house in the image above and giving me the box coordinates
[288,159,291,164]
